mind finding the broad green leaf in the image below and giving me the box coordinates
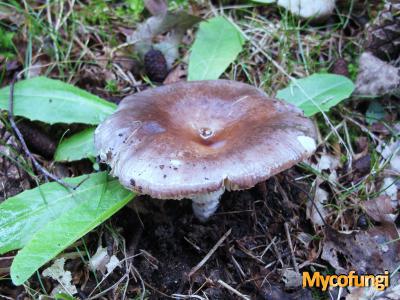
[55,294,78,300]
[0,77,116,125]
[11,173,134,285]
[366,101,385,125]
[188,16,245,81]
[276,74,355,116]
[0,172,123,254]
[54,128,96,162]
[252,0,275,3]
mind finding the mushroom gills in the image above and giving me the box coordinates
[191,188,225,221]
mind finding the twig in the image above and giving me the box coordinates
[343,115,382,144]
[143,281,172,298]
[189,229,231,277]
[7,75,75,190]
[271,238,284,268]
[172,294,206,300]
[231,255,246,279]
[217,280,251,300]
[89,273,129,299]
[284,222,299,274]
[131,266,146,300]
[259,236,277,259]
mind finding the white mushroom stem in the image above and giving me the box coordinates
[191,188,225,221]
[277,0,336,19]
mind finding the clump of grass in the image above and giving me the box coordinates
[0,27,16,59]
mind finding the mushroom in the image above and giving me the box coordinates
[277,0,336,20]
[94,80,317,221]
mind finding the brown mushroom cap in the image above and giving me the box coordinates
[94,80,317,199]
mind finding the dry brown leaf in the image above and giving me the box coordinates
[144,0,168,16]
[312,153,341,182]
[366,2,400,62]
[163,64,187,84]
[42,258,77,295]
[355,52,400,96]
[282,269,302,289]
[347,281,400,300]
[322,225,400,276]
[88,246,109,273]
[362,195,396,223]
[260,284,313,300]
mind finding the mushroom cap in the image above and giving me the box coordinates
[94,80,317,199]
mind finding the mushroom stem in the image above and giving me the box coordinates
[191,188,225,221]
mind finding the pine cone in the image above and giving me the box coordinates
[366,2,400,62]
[331,58,349,77]
[144,49,168,83]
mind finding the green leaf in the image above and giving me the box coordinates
[366,101,385,125]
[55,294,78,300]
[276,74,355,116]
[10,173,134,285]
[251,0,275,3]
[54,128,96,162]
[0,172,129,254]
[0,77,116,125]
[0,173,98,254]
[188,16,245,81]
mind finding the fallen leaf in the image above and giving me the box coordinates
[366,101,385,125]
[353,155,371,175]
[355,137,369,155]
[313,154,341,182]
[106,255,120,274]
[277,73,355,117]
[163,64,187,84]
[362,196,396,223]
[355,52,400,96]
[322,225,400,276]
[188,16,245,80]
[307,186,329,227]
[88,246,109,273]
[260,284,313,300]
[347,281,400,300]
[381,177,398,202]
[144,0,167,16]
[282,269,302,289]
[377,139,400,172]
[371,123,391,136]
[42,258,77,295]
[366,2,400,62]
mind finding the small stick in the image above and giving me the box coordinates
[217,280,251,300]
[171,294,206,300]
[188,228,231,277]
[7,75,75,190]
[284,222,299,274]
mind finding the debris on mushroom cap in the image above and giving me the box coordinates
[94,80,317,199]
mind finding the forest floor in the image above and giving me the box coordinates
[0,1,399,299]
